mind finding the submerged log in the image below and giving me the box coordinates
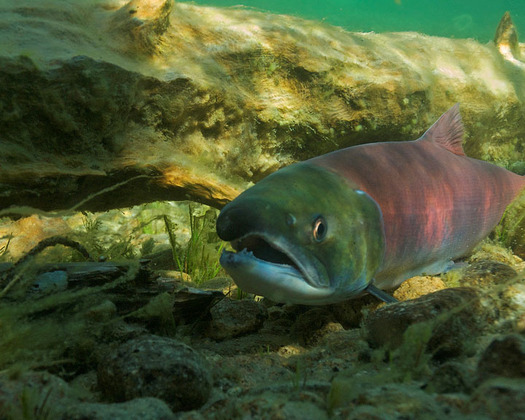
[0,0,524,213]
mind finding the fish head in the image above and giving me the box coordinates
[216,163,385,304]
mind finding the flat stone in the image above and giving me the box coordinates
[32,270,68,294]
[393,276,447,301]
[97,335,212,412]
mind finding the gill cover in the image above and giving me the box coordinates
[216,163,386,304]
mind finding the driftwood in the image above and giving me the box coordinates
[0,238,223,324]
[0,1,524,214]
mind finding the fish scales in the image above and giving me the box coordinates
[310,135,525,287]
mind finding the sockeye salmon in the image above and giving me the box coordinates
[216,105,525,304]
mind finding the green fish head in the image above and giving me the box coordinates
[217,163,385,304]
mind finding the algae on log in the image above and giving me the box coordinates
[0,0,524,212]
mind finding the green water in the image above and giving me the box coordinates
[191,0,524,43]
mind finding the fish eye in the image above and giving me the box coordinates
[312,216,327,242]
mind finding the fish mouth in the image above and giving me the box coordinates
[231,235,301,271]
[223,232,326,290]
[220,232,334,304]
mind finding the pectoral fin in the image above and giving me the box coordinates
[366,283,398,303]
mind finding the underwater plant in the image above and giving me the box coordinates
[1,385,55,420]
[164,204,225,285]
[77,214,136,261]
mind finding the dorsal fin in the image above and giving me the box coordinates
[494,11,521,60]
[421,104,465,156]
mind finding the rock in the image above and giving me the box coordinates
[0,2,524,213]
[392,275,447,301]
[291,307,343,346]
[97,335,212,412]
[469,378,525,420]
[425,361,475,394]
[100,320,150,344]
[476,334,525,381]
[207,298,268,340]
[203,332,291,356]
[330,294,380,329]
[460,260,518,289]
[0,215,70,258]
[498,281,525,333]
[61,397,175,420]
[172,287,224,325]
[364,287,485,360]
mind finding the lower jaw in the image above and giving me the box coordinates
[219,251,335,304]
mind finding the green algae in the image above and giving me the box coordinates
[496,188,525,259]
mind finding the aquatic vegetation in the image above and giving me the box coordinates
[0,235,11,259]
[75,214,136,261]
[384,321,434,380]
[1,386,54,420]
[0,200,229,386]
[291,357,308,391]
[164,204,225,285]
[495,188,525,259]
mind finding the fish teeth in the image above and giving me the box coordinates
[239,247,254,257]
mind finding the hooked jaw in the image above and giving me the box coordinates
[219,231,337,304]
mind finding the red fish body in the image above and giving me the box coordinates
[311,106,525,287]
